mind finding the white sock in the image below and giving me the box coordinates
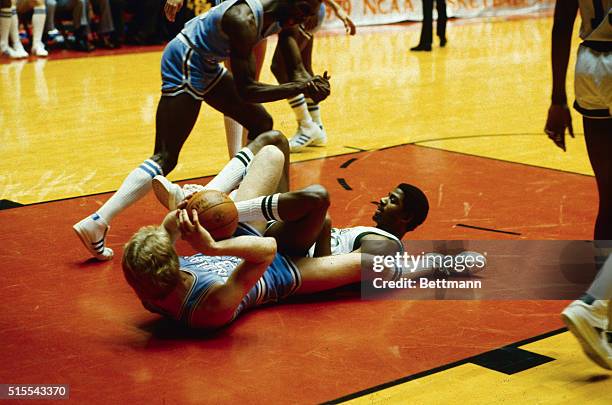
[0,8,10,50]
[306,98,322,126]
[235,194,281,222]
[288,94,313,125]
[96,159,163,223]
[31,6,46,47]
[204,147,254,193]
[224,116,244,158]
[9,7,24,51]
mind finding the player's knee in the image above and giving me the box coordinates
[256,130,289,153]
[259,144,285,167]
[300,184,330,210]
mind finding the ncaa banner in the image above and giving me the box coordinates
[321,0,556,28]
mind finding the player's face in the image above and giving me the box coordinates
[372,188,407,226]
[281,0,320,28]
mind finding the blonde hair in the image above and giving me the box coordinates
[122,225,180,300]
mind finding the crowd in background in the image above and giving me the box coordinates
[0,0,209,58]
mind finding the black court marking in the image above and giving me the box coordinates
[337,178,352,190]
[323,328,566,404]
[0,199,24,210]
[343,146,367,152]
[456,223,522,236]
[340,158,358,168]
[470,347,554,374]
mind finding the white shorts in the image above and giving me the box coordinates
[574,44,612,119]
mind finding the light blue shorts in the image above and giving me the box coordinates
[160,35,227,101]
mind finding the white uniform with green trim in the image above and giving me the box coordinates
[307,226,403,257]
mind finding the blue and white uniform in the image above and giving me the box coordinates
[161,0,282,100]
[144,223,301,327]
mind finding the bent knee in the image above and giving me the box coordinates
[258,144,285,167]
[299,184,330,209]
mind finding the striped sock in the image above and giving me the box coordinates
[0,8,11,51]
[31,6,46,47]
[235,194,281,222]
[96,159,163,223]
[9,7,24,52]
[204,147,254,193]
[288,94,312,124]
[307,98,322,127]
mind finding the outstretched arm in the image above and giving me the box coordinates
[545,0,579,151]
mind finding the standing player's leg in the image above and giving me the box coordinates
[73,37,206,260]
[270,27,323,151]
[223,39,268,158]
[73,93,202,260]
[562,253,612,370]
[583,117,612,240]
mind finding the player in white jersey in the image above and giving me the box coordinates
[545,0,612,240]
[305,183,428,257]
[73,0,332,262]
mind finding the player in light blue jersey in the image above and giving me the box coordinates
[73,0,331,262]
[271,0,356,151]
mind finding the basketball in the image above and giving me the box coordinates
[186,190,238,240]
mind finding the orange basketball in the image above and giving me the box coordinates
[186,190,238,240]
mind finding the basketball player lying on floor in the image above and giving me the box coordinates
[123,143,484,329]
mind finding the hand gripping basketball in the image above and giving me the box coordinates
[185,190,239,240]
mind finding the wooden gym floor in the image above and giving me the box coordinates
[1,15,610,404]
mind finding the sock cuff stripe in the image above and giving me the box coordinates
[139,164,157,178]
[270,193,280,221]
[143,159,162,176]
[260,196,272,221]
[241,147,254,161]
[307,106,320,111]
[0,12,11,17]
[290,99,307,108]
[288,94,305,103]
[235,149,252,166]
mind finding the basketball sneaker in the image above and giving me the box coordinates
[31,42,48,57]
[152,175,184,210]
[310,124,328,146]
[288,121,324,152]
[562,299,611,370]
[73,214,114,261]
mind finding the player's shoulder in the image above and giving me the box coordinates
[223,2,258,37]
[360,233,396,242]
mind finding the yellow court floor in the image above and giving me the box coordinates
[0,15,592,205]
[343,331,612,405]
